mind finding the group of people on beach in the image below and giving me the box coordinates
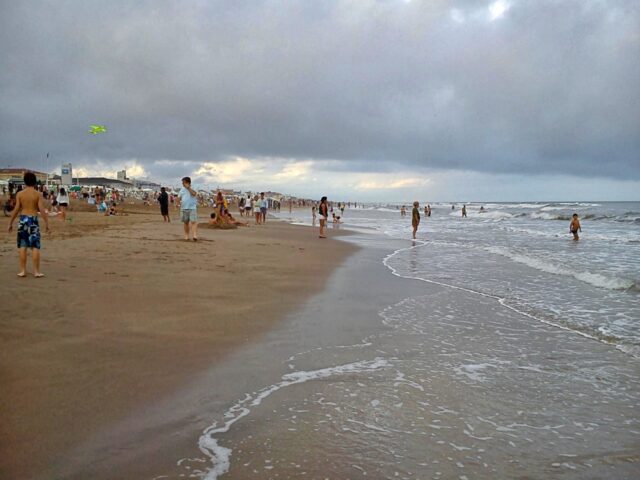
[165,177,275,241]
[5,170,587,278]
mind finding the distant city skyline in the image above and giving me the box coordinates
[1,1,638,202]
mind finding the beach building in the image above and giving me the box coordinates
[133,179,162,190]
[0,168,50,184]
[72,177,134,189]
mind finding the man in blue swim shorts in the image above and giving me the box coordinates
[7,172,51,277]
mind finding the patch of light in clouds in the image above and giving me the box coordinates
[73,161,147,180]
[355,177,430,190]
[489,0,510,20]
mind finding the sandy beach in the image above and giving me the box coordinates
[0,200,355,479]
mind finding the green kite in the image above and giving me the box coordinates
[89,125,107,135]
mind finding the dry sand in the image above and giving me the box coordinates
[0,199,355,479]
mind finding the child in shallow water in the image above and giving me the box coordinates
[570,213,582,241]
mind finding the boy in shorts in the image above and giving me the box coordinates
[569,213,582,241]
[7,172,51,277]
[178,176,198,241]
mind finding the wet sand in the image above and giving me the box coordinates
[105,232,638,480]
[0,200,355,479]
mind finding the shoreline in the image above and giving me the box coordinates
[153,230,640,479]
[0,202,357,479]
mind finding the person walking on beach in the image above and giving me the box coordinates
[253,195,262,224]
[318,196,329,238]
[412,201,420,239]
[570,213,582,241]
[7,172,51,277]
[312,205,317,226]
[244,194,252,217]
[159,187,170,223]
[57,187,70,221]
[238,195,245,217]
[178,177,198,241]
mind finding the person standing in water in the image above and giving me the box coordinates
[318,196,329,238]
[7,171,51,277]
[462,205,467,218]
[411,201,421,239]
[570,213,582,241]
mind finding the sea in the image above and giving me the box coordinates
[154,201,639,480]
[305,201,640,358]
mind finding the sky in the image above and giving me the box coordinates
[1,0,638,201]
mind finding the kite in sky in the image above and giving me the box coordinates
[89,125,107,135]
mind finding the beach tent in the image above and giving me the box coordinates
[69,185,82,191]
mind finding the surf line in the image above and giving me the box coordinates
[188,358,391,480]
[381,239,611,347]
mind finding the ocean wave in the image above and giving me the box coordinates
[530,212,572,221]
[497,226,640,244]
[448,210,514,221]
[551,202,602,207]
[540,206,569,211]
[529,211,638,222]
[486,246,637,291]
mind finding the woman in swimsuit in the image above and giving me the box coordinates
[318,196,329,238]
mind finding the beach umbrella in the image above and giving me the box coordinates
[69,185,82,191]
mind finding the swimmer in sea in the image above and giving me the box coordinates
[570,213,582,241]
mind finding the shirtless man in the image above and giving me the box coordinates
[569,213,582,241]
[7,172,51,277]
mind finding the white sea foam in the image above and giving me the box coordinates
[453,364,493,382]
[381,240,637,357]
[530,212,569,220]
[376,207,400,213]
[540,205,570,211]
[194,358,391,479]
[448,210,514,221]
[486,246,635,291]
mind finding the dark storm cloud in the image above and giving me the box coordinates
[1,0,638,178]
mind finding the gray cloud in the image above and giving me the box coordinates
[1,0,638,179]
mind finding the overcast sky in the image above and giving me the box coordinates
[1,0,638,201]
